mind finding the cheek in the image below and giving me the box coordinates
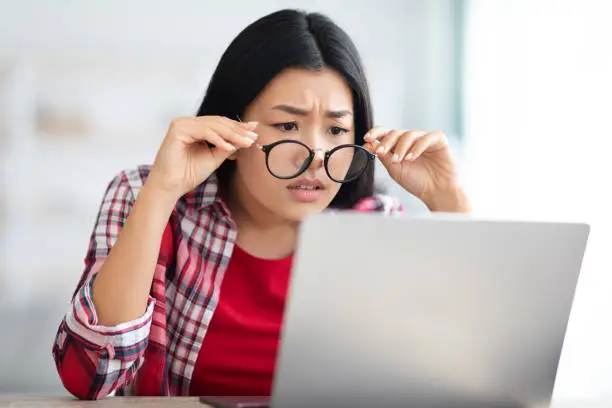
[330,132,356,149]
[235,149,284,193]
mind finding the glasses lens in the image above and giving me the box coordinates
[327,146,370,182]
[267,141,312,178]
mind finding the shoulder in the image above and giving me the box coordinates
[102,165,221,212]
[104,165,153,197]
[351,194,405,215]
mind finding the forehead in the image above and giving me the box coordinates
[254,67,353,109]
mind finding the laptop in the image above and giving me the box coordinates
[201,212,590,408]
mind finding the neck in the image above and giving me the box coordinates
[224,174,299,259]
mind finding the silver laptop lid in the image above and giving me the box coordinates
[272,213,589,408]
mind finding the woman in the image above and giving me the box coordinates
[53,9,470,400]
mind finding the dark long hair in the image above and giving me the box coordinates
[196,9,374,209]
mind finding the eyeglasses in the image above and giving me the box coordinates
[235,115,375,183]
[255,139,376,183]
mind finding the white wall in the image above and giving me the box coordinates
[464,0,612,400]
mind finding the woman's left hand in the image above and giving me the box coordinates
[364,127,471,213]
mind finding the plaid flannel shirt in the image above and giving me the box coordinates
[52,165,405,400]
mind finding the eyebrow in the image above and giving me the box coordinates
[272,104,353,119]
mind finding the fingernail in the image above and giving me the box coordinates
[247,131,258,139]
[405,153,414,161]
[392,154,399,163]
[244,138,254,145]
[376,145,385,154]
[364,133,371,140]
[245,121,258,129]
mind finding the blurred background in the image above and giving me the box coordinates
[0,0,610,401]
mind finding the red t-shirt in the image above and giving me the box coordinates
[189,244,294,396]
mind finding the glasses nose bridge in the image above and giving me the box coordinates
[311,146,332,173]
[311,147,326,162]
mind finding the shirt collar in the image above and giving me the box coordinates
[181,172,230,215]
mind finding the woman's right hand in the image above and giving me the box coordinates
[147,116,259,200]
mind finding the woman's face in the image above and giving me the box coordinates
[232,67,356,223]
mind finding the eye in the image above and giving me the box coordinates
[274,122,298,132]
[330,126,349,136]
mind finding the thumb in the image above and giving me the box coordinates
[210,144,238,167]
[192,142,236,173]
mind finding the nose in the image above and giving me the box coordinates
[300,147,324,177]
[300,127,327,174]
[309,147,325,169]
[313,148,325,162]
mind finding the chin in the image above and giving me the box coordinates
[282,201,330,223]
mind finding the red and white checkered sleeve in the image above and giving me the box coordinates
[353,194,406,215]
[385,195,406,215]
[52,171,155,400]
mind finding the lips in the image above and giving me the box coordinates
[288,185,321,190]
[287,178,324,190]
[287,178,325,203]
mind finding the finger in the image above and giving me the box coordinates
[374,129,404,157]
[169,117,237,150]
[191,119,239,160]
[219,115,259,132]
[363,126,392,144]
[363,142,377,153]
[392,130,426,163]
[200,128,238,152]
[204,117,259,148]
[406,131,447,161]
[237,120,259,131]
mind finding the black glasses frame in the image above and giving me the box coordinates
[257,139,375,183]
